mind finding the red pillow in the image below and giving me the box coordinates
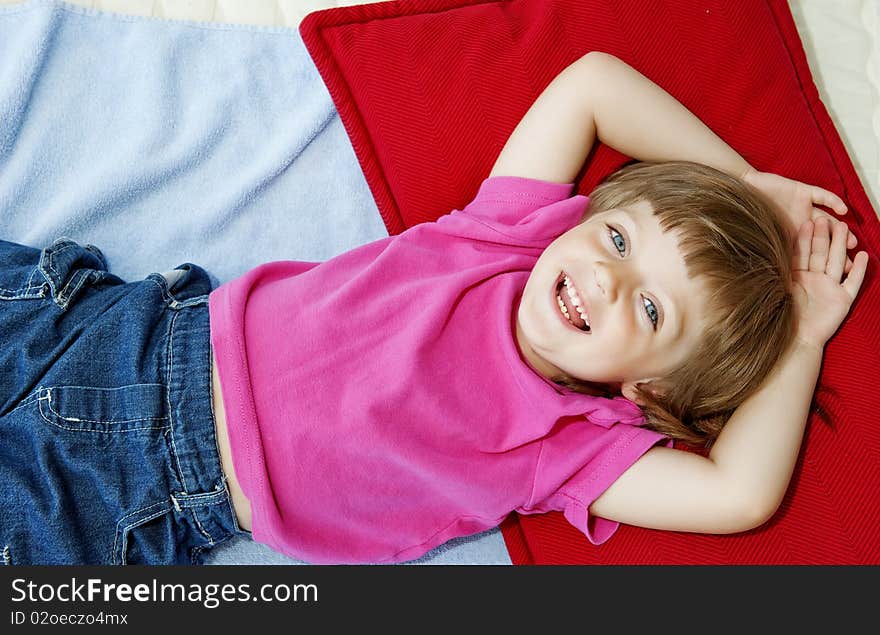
[301,0,879,564]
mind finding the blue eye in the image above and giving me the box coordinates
[607,224,660,331]
[643,296,659,329]
[608,225,626,255]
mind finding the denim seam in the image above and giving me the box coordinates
[171,488,227,545]
[40,388,169,425]
[0,272,46,299]
[5,392,41,416]
[190,545,205,565]
[41,240,77,283]
[43,383,164,392]
[145,276,173,304]
[145,275,207,310]
[0,288,36,299]
[165,311,189,492]
[2,545,10,566]
[38,390,169,431]
[171,487,228,508]
[0,291,43,299]
[191,509,215,545]
[57,270,93,309]
[26,265,40,290]
[112,501,171,565]
[0,265,46,299]
[39,240,79,305]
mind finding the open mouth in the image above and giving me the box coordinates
[555,271,591,332]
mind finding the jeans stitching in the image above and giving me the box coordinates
[2,545,10,566]
[26,265,39,289]
[57,270,92,309]
[38,390,169,431]
[38,241,80,305]
[42,241,76,283]
[172,487,223,544]
[112,501,171,565]
[0,264,45,298]
[190,545,205,565]
[190,508,215,545]
[146,274,209,310]
[172,488,228,506]
[42,383,164,391]
[0,288,45,299]
[44,388,168,424]
[0,266,47,299]
[175,297,207,308]
[165,311,189,492]
[4,391,41,417]
[40,388,168,424]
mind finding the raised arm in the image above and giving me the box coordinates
[490,52,856,258]
[589,219,868,534]
[489,51,752,183]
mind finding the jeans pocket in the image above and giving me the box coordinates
[2,385,176,564]
[37,384,168,433]
[36,384,177,564]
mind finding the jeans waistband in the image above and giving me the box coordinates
[154,267,239,541]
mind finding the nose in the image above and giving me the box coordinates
[594,261,630,302]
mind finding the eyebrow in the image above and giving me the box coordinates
[618,208,683,339]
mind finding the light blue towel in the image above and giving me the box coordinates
[0,0,510,565]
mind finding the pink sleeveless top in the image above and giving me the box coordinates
[209,176,669,563]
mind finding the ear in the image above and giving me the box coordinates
[620,379,660,405]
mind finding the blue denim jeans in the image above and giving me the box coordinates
[0,238,243,565]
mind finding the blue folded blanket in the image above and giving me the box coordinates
[0,0,511,565]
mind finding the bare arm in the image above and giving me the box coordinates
[489,51,751,183]
[590,219,868,534]
[490,51,855,259]
[588,339,822,533]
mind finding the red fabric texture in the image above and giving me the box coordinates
[300,0,880,564]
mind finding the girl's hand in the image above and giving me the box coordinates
[743,168,858,272]
[791,217,868,351]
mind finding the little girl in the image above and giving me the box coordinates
[1,52,867,565]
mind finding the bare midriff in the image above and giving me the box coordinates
[211,352,253,532]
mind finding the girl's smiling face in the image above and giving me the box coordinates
[516,200,709,400]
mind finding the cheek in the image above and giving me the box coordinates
[529,250,561,287]
[605,308,646,346]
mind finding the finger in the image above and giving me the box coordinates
[808,217,830,272]
[826,219,848,281]
[810,207,857,249]
[842,251,869,300]
[844,257,853,274]
[810,207,859,249]
[793,220,812,271]
[812,186,847,215]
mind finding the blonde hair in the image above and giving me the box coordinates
[557,161,795,450]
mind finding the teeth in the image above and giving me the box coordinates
[562,275,590,326]
[556,294,570,317]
